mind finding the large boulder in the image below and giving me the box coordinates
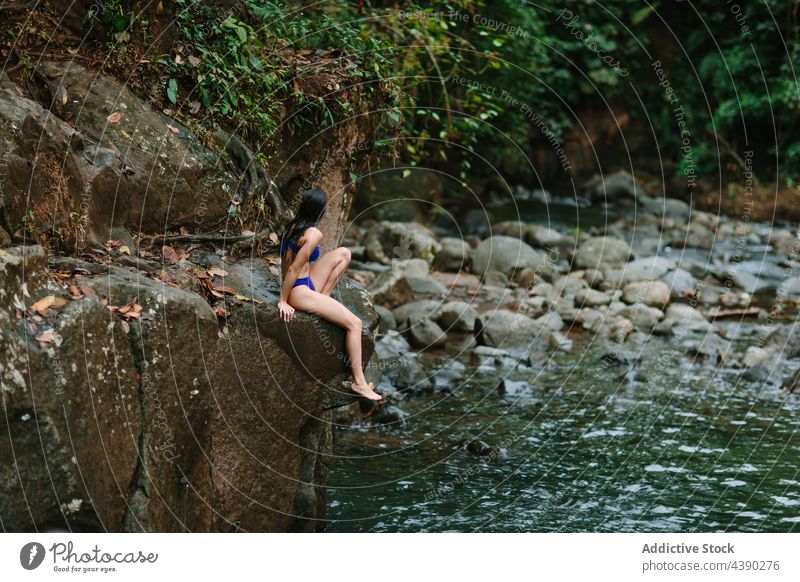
[0,61,243,246]
[433,237,471,272]
[471,236,555,280]
[1,246,378,532]
[572,236,632,269]
[476,309,550,349]
[584,170,642,201]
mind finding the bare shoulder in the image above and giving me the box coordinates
[303,226,323,243]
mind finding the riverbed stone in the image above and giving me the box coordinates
[573,236,632,269]
[661,268,699,298]
[436,301,479,332]
[433,237,471,272]
[393,300,442,332]
[367,268,414,307]
[621,256,676,283]
[408,318,448,349]
[471,236,555,280]
[364,222,441,264]
[654,303,711,334]
[623,281,671,308]
[618,303,663,330]
[575,288,613,307]
[476,309,547,349]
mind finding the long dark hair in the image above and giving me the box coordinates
[280,188,328,258]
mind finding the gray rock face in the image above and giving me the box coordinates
[436,301,479,332]
[654,303,711,334]
[639,196,691,220]
[622,257,676,283]
[367,268,414,307]
[476,309,548,349]
[471,236,555,280]
[622,281,671,308]
[0,62,247,246]
[393,300,442,332]
[374,332,431,393]
[364,222,442,264]
[408,318,448,349]
[573,236,632,269]
[434,237,471,272]
[619,303,663,330]
[779,276,800,300]
[0,245,378,532]
[575,288,613,306]
[584,170,641,201]
[662,268,699,298]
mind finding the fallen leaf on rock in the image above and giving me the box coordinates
[188,55,201,67]
[242,229,256,237]
[213,305,230,318]
[162,245,180,264]
[268,266,280,277]
[234,294,263,304]
[31,295,57,316]
[119,245,131,255]
[166,124,179,134]
[265,256,280,264]
[80,285,97,297]
[212,285,236,296]
[107,111,122,124]
[269,232,279,244]
[207,267,229,278]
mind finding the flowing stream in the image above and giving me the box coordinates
[328,200,800,532]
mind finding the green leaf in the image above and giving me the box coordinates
[166,78,178,104]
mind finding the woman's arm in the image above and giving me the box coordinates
[278,228,323,320]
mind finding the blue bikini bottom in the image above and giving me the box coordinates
[293,276,316,291]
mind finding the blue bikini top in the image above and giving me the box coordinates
[280,224,321,262]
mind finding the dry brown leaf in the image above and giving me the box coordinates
[107,111,122,124]
[268,232,279,244]
[212,285,236,295]
[207,267,229,278]
[51,297,68,310]
[166,124,179,134]
[67,283,83,299]
[241,229,256,237]
[162,245,180,264]
[31,295,55,316]
[119,245,131,255]
[268,266,280,277]
[80,285,97,297]
[188,55,201,67]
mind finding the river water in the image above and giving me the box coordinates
[327,200,800,532]
[327,330,799,532]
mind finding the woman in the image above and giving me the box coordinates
[277,189,382,401]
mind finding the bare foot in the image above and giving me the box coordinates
[351,380,382,401]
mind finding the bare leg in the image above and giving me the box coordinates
[288,285,381,400]
[309,247,351,296]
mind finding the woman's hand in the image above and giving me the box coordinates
[277,300,295,323]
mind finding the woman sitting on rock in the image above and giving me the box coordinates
[277,188,382,401]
